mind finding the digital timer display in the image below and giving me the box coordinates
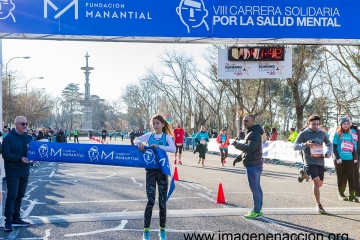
[228,47,285,61]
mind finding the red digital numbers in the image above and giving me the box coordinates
[229,47,284,61]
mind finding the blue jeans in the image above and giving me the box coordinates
[4,176,29,222]
[246,165,263,212]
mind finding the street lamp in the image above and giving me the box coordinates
[5,56,30,126]
[25,77,44,116]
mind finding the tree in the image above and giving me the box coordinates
[61,83,83,130]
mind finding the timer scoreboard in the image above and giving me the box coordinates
[228,47,285,61]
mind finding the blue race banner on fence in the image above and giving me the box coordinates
[27,141,171,175]
[0,0,359,39]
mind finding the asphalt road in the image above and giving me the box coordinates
[1,137,359,240]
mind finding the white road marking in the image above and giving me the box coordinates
[64,220,128,236]
[34,197,201,205]
[21,229,51,240]
[49,170,55,178]
[178,183,192,189]
[197,193,215,202]
[131,177,143,187]
[186,182,201,189]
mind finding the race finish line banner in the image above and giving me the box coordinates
[27,141,175,200]
[0,0,359,39]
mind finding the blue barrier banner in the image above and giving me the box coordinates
[28,141,171,175]
[0,0,359,39]
[27,141,175,200]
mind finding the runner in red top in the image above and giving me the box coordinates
[174,122,185,165]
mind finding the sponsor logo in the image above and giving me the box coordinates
[176,0,209,33]
[0,0,16,22]
[143,149,156,165]
[38,144,49,159]
[44,0,78,19]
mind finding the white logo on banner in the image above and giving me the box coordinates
[143,149,156,165]
[0,0,16,22]
[176,0,209,33]
[88,146,99,162]
[44,0,78,19]
[38,144,49,159]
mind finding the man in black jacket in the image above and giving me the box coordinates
[235,128,245,140]
[232,115,264,219]
[56,128,67,143]
[2,116,33,231]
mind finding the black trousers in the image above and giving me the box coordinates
[339,160,360,196]
[334,160,355,196]
[5,176,29,222]
[74,135,79,143]
[144,169,168,228]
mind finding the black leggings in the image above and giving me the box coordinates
[175,145,183,154]
[220,149,228,163]
[144,169,168,228]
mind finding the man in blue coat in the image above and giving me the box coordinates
[2,116,33,231]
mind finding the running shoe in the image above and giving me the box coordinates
[4,222,13,232]
[244,210,262,219]
[224,159,226,163]
[174,159,177,164]
[198,160,201,164]
[202,164,205,167]
[159,229,167,240]
[143,231,150,240]
[316,204,326,214]
[178,160,182,165]
[12,218,30,227]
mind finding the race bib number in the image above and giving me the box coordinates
[341,140,354,152]
[310,145,323,158]
[352,133,358,142]
[200,140,206,145]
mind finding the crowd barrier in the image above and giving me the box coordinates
[184,138,336,171]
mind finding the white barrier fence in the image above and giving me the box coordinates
[205,139,335,169]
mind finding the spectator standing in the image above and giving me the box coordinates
[346,115,360,198]
[287,128,298,143]
[331,116,358,202]
[56,128,67,143]
[294,115,333,214]
[101,128,107,143]
[232,115,264,218]
[73,128,79,144]
[235,128,245,141]
[173,123,185,165]
[211,129,218,138]
[109,131,113,141]
[129,129,136,145]
[269,128,278,141]
[2,116,32,231]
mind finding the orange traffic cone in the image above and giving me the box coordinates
[216,183,227,204]
[173,167,179,181]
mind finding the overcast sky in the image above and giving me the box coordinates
[2,39,210,102]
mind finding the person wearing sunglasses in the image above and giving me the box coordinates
[2,116,33,231]
[232,115,264,219]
